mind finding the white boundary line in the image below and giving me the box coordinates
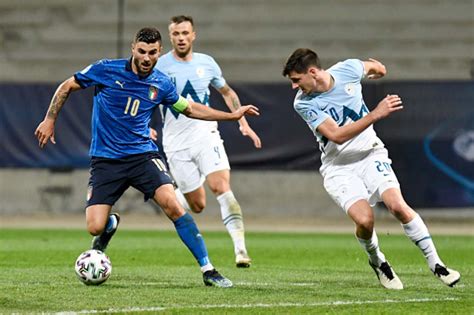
[55,297,459,314]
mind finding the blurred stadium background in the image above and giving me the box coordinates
[0,0,473,230]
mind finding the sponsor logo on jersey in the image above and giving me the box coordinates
[149,85,159,100]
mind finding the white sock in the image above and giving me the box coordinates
[357,230,386,267]
[200,263,214,273]
[217,191,247,255]
[175,188,191,212]
[402,214,443,271]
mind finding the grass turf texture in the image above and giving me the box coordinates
[0,229,472,314]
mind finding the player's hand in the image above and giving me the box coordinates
[34,118,56,148]
[234,105,260,119]
[372,94,403,120]
[239,125,262,149]
[149,127,158,141]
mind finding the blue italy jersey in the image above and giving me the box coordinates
[293,59,383,167]
[74,58,179,158]
[155,52,226,152]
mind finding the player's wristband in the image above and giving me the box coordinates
[171,96,188,113]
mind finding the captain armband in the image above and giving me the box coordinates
[171,96,189,113]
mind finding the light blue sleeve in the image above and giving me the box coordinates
[209,57,226,89]
[330,59,364,81]
[294,100,330,133]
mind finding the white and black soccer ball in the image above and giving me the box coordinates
[75,249,112,285]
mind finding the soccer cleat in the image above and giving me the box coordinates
[433,264,461,287]
[91,213,120,252]
[369,261,404,290]
[203,269,233,288]
[235,251,252,268]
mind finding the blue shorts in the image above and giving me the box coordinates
[86,152,174,207]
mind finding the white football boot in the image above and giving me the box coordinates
[369,261,404,290]
[433,264,461,287]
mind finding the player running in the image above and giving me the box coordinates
[153,15,261,268]
[35,27,259,288]
[282,48,460,289]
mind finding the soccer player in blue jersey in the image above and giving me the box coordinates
[34,27,259,288]
[151,15,261,268]
[282,48,460,289]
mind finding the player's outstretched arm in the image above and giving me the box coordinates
[218,84,262,148]
[182,100,259,122]
[318,94,403,145]
[364,58,387,79]
[35,76,82,148]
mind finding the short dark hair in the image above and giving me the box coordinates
[282,48,321,77]
[170,15,194,27]
[134,27,162,44]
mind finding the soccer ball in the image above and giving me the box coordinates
[74,249,112,285]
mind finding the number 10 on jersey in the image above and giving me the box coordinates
[124,97,140,116]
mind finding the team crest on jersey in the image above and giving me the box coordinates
[196,67,205,78]
[149,85,159,100]
[344,83,356,96]
[304,109,318,122]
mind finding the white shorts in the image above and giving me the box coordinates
[166,133,230,193]
[322,148,400,213]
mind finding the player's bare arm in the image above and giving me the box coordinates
[364,58,387,79]
[218,84,262,148]
[35,76,82,148]
[317,94,403,144]
[181,98,259,121]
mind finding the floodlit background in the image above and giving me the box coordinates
[0,0,473,229]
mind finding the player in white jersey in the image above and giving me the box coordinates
[282,48,460,289]
[153,15,261,268]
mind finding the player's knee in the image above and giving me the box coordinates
[164,203,186,221]
[356,216,374,232]
[189,200,206,213]
[87,220,105,236]
[208,182,229,195]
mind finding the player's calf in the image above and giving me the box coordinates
[91,213,120,252]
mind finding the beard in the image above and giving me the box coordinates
[133,58,155,77]
[174,45,191,58]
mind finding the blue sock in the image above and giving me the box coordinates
[173,213,210,267]
[105,215,117,233]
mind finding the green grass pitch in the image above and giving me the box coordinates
[1,229,472,314]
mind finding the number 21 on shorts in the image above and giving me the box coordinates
[375,160,392,174]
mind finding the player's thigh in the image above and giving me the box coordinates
[323,167,369,213]
[361,149,400,203]
[128,153,174,201]
[167,149,204,194]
